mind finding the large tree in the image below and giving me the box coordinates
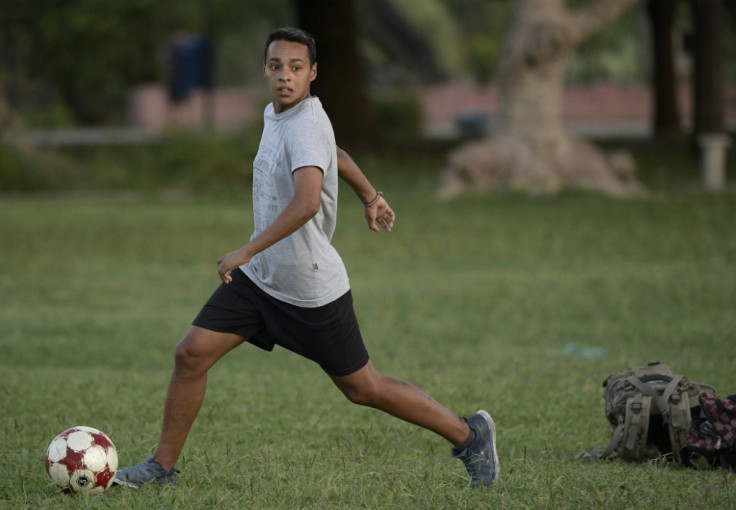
[295,0,379,147]
[687,0,726,138]
[439,0,645,198]
[646,0,684,138]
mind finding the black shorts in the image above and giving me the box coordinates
[192,269,369,376]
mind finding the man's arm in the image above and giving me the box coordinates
[337,147,395,233]
[216,166,323,283]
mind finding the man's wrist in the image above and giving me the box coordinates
[240,244,256,262]
[362,191,383,207]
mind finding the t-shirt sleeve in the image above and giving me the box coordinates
[285,119,332,175]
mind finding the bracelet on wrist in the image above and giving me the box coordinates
[362,191,383,207]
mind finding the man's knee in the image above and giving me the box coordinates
[173,327,245,378]
[342,384,379,407]
[173,339,202,375]
[335,370,383,407]
[173,330,213,377]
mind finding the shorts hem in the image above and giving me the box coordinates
[324,355,370,377]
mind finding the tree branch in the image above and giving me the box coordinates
[568,0,639,43]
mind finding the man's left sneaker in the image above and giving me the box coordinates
[452,409,499,487]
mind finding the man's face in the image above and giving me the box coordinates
[264,40,317,113]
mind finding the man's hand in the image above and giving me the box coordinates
[217,247,251,284]
[365,195,395,232]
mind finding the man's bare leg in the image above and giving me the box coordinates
[331,360,499,486]
[154,326,245,469]
[330,361,471,448]
[114,326,245,487]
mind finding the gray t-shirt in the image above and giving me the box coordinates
[241,97,350,307]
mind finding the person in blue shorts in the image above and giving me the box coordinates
[115,27,498,489]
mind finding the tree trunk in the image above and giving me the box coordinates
[646,0,684,138]
[688,0,726,137]
[295,0,379,148]
[439,0,644,198]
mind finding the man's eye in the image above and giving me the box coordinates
[292,66,301,72]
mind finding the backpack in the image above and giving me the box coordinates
[595,362,716,463]
[684,392,736,472]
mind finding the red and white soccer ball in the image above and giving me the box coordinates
[45,426,118,495]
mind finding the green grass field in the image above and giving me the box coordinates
[1,142,735,508]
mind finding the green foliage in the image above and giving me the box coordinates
[27,0,164,124]
[567,5,645,85]
[11,0,720,130]
[16,94,77,130]
[61,130,259,193]
[1,147,735,507]
[596,137,715,192]
[0,129,260,194]
[4,0,293,125]
[371,91,424,139]
[0,141,80,192]
[390,0,466,76]
[0,142,42,191]
[466,34,501,83]
[441,0,512,83]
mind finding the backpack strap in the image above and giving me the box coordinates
[627,373,694,462]
[667,389,691,463]
[661,376,684,408]
[626,374,683,416]
[621,393,652,460]
[599,424,625,459]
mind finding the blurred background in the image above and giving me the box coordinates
[1,0,734,192]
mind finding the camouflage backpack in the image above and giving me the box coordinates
[595,362,716,463]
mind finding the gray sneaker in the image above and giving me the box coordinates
[114,455,177,489]
[452,410,499,487]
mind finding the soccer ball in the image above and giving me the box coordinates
[45,426,118,494]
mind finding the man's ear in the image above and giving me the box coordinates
[310,63,318,82]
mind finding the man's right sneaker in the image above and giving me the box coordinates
[452,409,499,487]
[114,455,177,489]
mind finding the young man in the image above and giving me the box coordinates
[114,27,498,489]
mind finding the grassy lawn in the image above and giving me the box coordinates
[0,140,735,508]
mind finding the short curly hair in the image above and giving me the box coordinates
[264,27,317,66]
